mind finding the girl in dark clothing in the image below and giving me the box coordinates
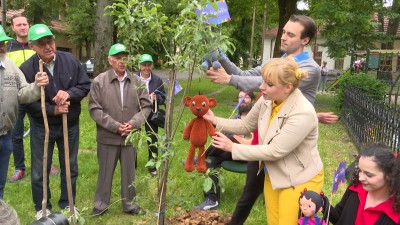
[328,143,400,225]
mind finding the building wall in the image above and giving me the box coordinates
[54,32,77,55]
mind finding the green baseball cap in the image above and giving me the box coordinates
[139,54,153,64]
[108,43,128,56]
[28,24,54,41]
[0,25,12,42]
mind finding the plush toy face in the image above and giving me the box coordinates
[183,95,217,117]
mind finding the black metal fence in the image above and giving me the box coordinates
[342,88,400,152]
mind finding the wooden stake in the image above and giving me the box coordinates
[63,113,75,224]
[39,59,49,217]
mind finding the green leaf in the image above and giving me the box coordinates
[203,177,213,192]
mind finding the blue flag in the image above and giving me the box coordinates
[165,79,183,95]
[332,161,347,194]
[195,0,231,25]
[229,95,246,118]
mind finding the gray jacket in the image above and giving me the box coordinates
[0,57,41,135]
[221,53,320,105]
[89,69,152,145]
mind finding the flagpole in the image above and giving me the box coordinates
[326,193,332,225]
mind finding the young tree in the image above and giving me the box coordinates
[106,0,233,224]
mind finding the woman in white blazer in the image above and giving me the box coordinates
[204,58,324,225]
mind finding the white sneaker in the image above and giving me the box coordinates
[35,209,51,220]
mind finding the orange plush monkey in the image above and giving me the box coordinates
[183,94,217,172]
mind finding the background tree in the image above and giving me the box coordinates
[8,0,61,24]
[93,0,113,77]
[227,0,273,65]
[311,0,383,58]
[376,0,400,49]
[64,0,96,59]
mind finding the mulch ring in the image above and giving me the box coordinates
[167,208,231,225]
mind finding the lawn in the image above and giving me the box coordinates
[4,77,358,225]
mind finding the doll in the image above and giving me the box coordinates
[182,94,217,172]
[298,189,328,225]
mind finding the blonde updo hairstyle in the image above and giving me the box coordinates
[261,58,308,92]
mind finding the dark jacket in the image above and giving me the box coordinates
[329,185,400,225]
[135,72,166,119]
[20,51,91,126]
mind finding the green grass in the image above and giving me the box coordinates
[5,78,358,224]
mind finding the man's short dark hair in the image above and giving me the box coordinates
[289,14,317,44]
[10,14,28,26]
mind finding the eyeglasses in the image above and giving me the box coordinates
[31,37,54,47]
[110,56,128,64]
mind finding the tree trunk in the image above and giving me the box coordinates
[86,38,91,58]
[260,3,267,63]
[378,11,385,49]
[385,0,400,49]
[94,0,113,77]
[248,5,256,69]
[273,0,298,58]
[157,67,176,225]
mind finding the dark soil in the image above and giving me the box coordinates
[167,208,231,225]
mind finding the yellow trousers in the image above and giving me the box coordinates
[263,169,324,225]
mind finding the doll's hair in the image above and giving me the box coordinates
[350,142,400,211]
[261,58,308,91]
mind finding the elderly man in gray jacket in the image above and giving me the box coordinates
[89,43,152,216]
[0,25,48,199]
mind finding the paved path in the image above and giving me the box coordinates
[153,69,202,81]
[154,69,229,97]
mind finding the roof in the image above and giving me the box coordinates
[373,13,400,36]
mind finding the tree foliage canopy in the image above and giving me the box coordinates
[311,0,399,58]
[64,0,96,51]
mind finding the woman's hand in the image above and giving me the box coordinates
[203,109,217,125]
[317,112,339,124]
[211,131,233,152]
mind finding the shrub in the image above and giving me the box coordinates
[335,72,387,110]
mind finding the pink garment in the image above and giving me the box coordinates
[298,217,327,225]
